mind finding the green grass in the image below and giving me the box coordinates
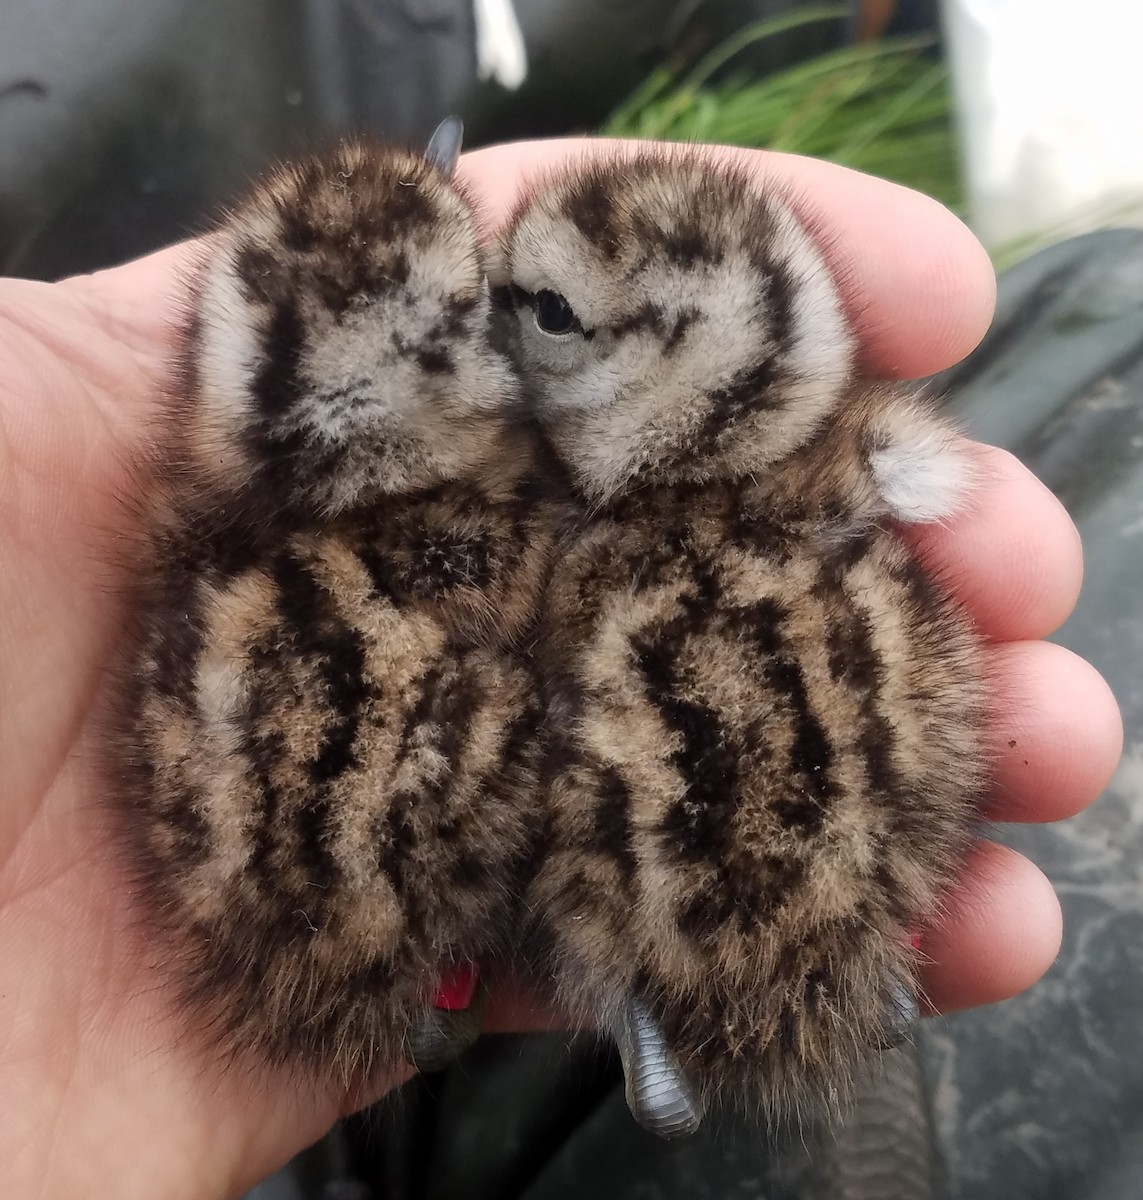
[602,7,963,212]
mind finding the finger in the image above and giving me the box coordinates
[459,138,995,379]
[920,840,1061,1014]
[906,445,1084,643]
[62,239,205,362]
[985,640,1122,823]
[70,140,996,385]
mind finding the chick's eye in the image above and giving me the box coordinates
[534,289,578,336]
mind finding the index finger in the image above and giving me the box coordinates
[459,139,996,381]
[74,139,996,387]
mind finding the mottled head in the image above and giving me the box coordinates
[493,153,856,504]
[185,135,516,515]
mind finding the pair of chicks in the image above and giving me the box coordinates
[107,121,986,1138]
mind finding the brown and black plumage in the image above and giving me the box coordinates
[493,152,987,1132]
[105,131,563,1085]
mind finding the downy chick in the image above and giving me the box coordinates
[106,124,561,1086]
[493,151,987,1135]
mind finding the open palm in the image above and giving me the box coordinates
[0,141,1122,1200]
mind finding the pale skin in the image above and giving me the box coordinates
[0,140,1122,1200]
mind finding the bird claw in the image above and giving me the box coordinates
[611,996,704,1139]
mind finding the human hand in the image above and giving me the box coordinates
[0,139,1121,1200]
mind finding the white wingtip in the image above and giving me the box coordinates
[870,423,975,525]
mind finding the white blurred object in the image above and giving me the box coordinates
[473,0,528,90]
[943,0,1143,249]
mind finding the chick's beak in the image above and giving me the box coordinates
[424,115,464,177]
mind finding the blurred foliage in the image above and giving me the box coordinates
[602,6,963,213]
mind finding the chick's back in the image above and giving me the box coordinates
[106,137,563,1083]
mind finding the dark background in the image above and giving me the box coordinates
[0,0,936,279]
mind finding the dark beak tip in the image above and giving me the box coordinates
[425,116,464,177]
